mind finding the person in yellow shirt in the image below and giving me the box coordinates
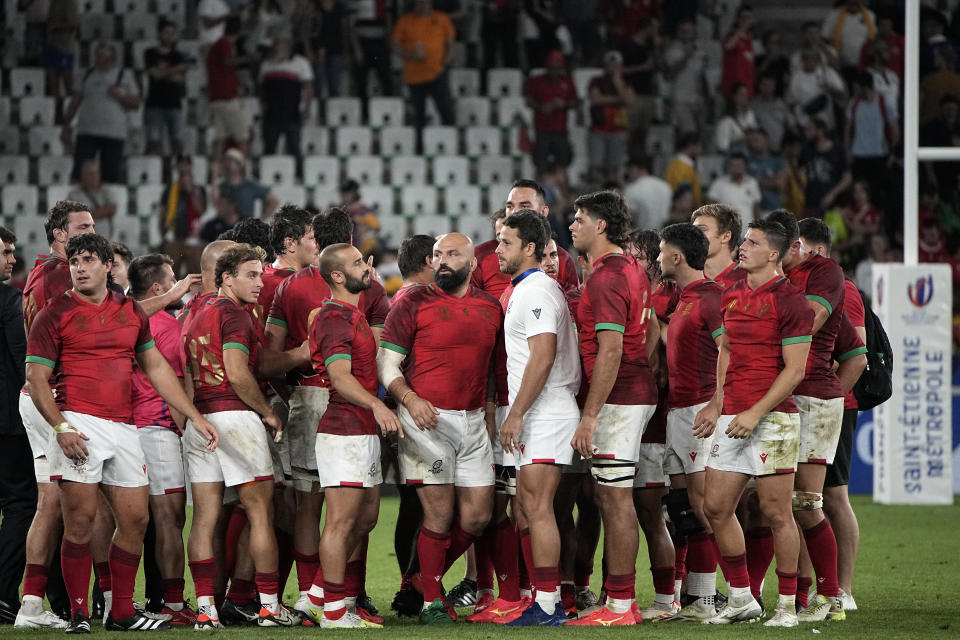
[392,0,455,152]
[665,132,703,206]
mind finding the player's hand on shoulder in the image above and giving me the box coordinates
[373,401,403,438]
[193,416,220,451]
[571,415,598,459]
[406,394,439,430]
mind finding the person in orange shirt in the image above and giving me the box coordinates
[392,0,455,152]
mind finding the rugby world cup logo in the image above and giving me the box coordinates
[907,275,934,307]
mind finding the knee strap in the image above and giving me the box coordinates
[663,489,704,536]
[792,491,823,511]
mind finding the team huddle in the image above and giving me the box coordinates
[11,178,868,632]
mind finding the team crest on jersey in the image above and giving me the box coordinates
[438,306,450,321]
[727,299,738,311]
[117,309,128,324]
[682,302,693,315]
[757,302,770,316]
[429,459,443,475]
[532,308,541,319]
[759,453,768,463]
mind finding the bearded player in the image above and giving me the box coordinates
[26,233,219,633]
[378,233,502,625]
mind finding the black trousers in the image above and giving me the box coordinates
[0,435,38,604]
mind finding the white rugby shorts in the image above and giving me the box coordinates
[287,386,329,490]
[706,412,801,477]
[316,433,382,488]
[398,406,494,487]
[795,395,845,465]
[633,442,669,488]
[664,402,712,476]
[138,425,186,496]
[49,411,149,488]
[20,391,54,482]
[183,411,275,488]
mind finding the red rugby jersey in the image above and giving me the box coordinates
[183,295,259,414]
[26,290,154,423]
[833,311,867,380]
[267,266,389,387]
[666,278,724,409]
[23,254,73,335]
[721,275,813,415]
[311,299,378,436]
[471,239,579,299]
[380,284,503,411]
[713,261,748,289]
[251,264,296,330]
[785,254,846,399]
[642,281,679,444]
[132,310,184,432]
[651,280,681,323]
[577,253,657,406]
[841,279,866,409]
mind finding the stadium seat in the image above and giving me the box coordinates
[105,184,129,215]
[259,155,297,186]
[155,0,185,18]
[311,187,339,210]
[29,127,64,156]
[0,156,28,184]
[477,156,514,186]
[431,156,469,187]
[0,128,19,155]
[0,98,9,128]
[9,212,46,248]
[126,155,163,185]
[698,153,726,185]
[111,215,142,249]
[455,97,491,127]
[422,126,458,156]
[401,186,439,216]
[302,126,330,155]
[389,155,427,186]
[131,41,150,70]
[449,68,480,97]
[77,0,106,12]
[445,185,482,217]
[272,184,307,207]
[239,97,261,125]
[457,213,492,244]
[303,156,340,188]
[116,0,149,16]
[362,185,396,216]
[184,67,205,98]
[185,155,209,185]
[134,184,165,218]
[346,156,384,186]
[465,126,503,156]
[2,184,38,216]
[380,126,416,157]
[377,213,409,249]
[10,67,45,97]
[18,96,55,126]
[487,68,523,97]
[37,156,74,186]
[326,97,362,126]
[79,14,115,42]
[335,126,373,156]
[646,124,675,156]
[123,13,156,41]
[572,68,601,102]
[497,97,532,128]
[369,97,405,128]
[412,214,452,236]
[126,126,148,156]
[46,185,72,210]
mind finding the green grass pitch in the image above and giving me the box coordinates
[4,495,958,638]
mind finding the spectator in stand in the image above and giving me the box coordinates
[350,0,394,116]
[62,42,140,185]
[340,179,381,260]
[821,0,876,81]
[786,47,846,132]
[560,0,600,65]
[664,17,708,135]
[304,0,350,98]
[619,16,659,156]
[199,0,231,46]
[201,192,240,243]
[720,4,755,98]
[623,155,672,230]
[207,16,255,162]
[755,29,790,96]
[259,31,313,177]
[853,231,889,293]
[110,242,134,293]
[751,72,794,151]
[665,132,703,206]
[740,127,785,211]
[839,180,881,254]
[523,0,559,68]
[587,50,635,183]
[706,150,761,221]
[714,82,759,153]
[921,45,960,125]
[392,0,456,152]
[790,20,840,73]
[864,42,900,113]
[781,131,806,215]
[480,0,519,70]
[526,50,579,175]
[218,148,279,219]
[922,95,960,198]
[43,0,78,124]
[20,0,48,66]
[859,10,904,81]
[668,182,695,224]
[161,155,207,275]
[600,0,661,46]
[144,19,190,156]
[67,160,117,237]
[801,118,851,218]
[919,217,953,263]
[845,71,898,191]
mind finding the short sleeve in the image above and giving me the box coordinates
[221,304,254,355]
[518,285,562,339]
[843,281,866,327]
[315,307,356,370]
[362,281,390,328]
[154,315,184,376]
[132,301,155,353]
[833,312,867,361]
[25,306,61,369]
[380,294,418,355]
[266,278,290,328]
[805,261,845,316]
[590,267,630,333]
[558,248,580,291]
[778,289,814,345]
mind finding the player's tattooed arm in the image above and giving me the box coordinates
[138,347,218,450]
[26,361,89,463]
[327,358,403,437]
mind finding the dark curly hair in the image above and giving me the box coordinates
[574,190,633,249]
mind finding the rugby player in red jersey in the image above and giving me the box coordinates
[699,219,813,627]
[25,233,219,633]
[691,204,745,287]
[300,244,402,628]
[565,191,659,626]
[266,209,389,622]
[472,180,579,298]
[255,205,317,329]
[177,240,236,328]
[182,244,306,629]
[378,233,503,625]
[128,254,197,626]
[798,220,867,610]
[656,223,727,621]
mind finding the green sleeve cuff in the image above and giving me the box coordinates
[371,323,385,328]
[782,335,812,346]
[223,342,250,355]
[324,353,352,366]
[595,322,625,333]
[25,355,56,368]
[837,346,868,362]
[135,339,156,353]
[265,317,288,328]
[806,294,833,315]
[711,327,724,339]
[380,341,409,355]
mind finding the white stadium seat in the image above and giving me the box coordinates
[10,67,44,97]
[431,156,469,187]
[413,214,452,237]
[37,156,74,186]
[29,127,63,156]
[497,97,532,128]
[377,213,409,249]
[2,184,39,216]
[271,184,307,208]
[401,186,438,216]
[477,156,514,186]
[444,185,481,217]
[0,156,28,184]
[362,185,396,216]
[134,184,165,218]
[123,13,157,42]
[456,213,492,245]
[369,97,405,128]
[487,68,523,97]
[335,126,373,156]
[326,98,362,126]
[0,128,20,155]
[126,155,163,185]
[465,126,502,156]
[422,126,458,156]
[303,156,340,188]
[455,97,491,127]
[389,155,427,186]
[18,96,55,126]
[259,155,297,186]
[302,126,330,156]
[346,156,384,186]
[380,126,416,157]
[449,68,480,97]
